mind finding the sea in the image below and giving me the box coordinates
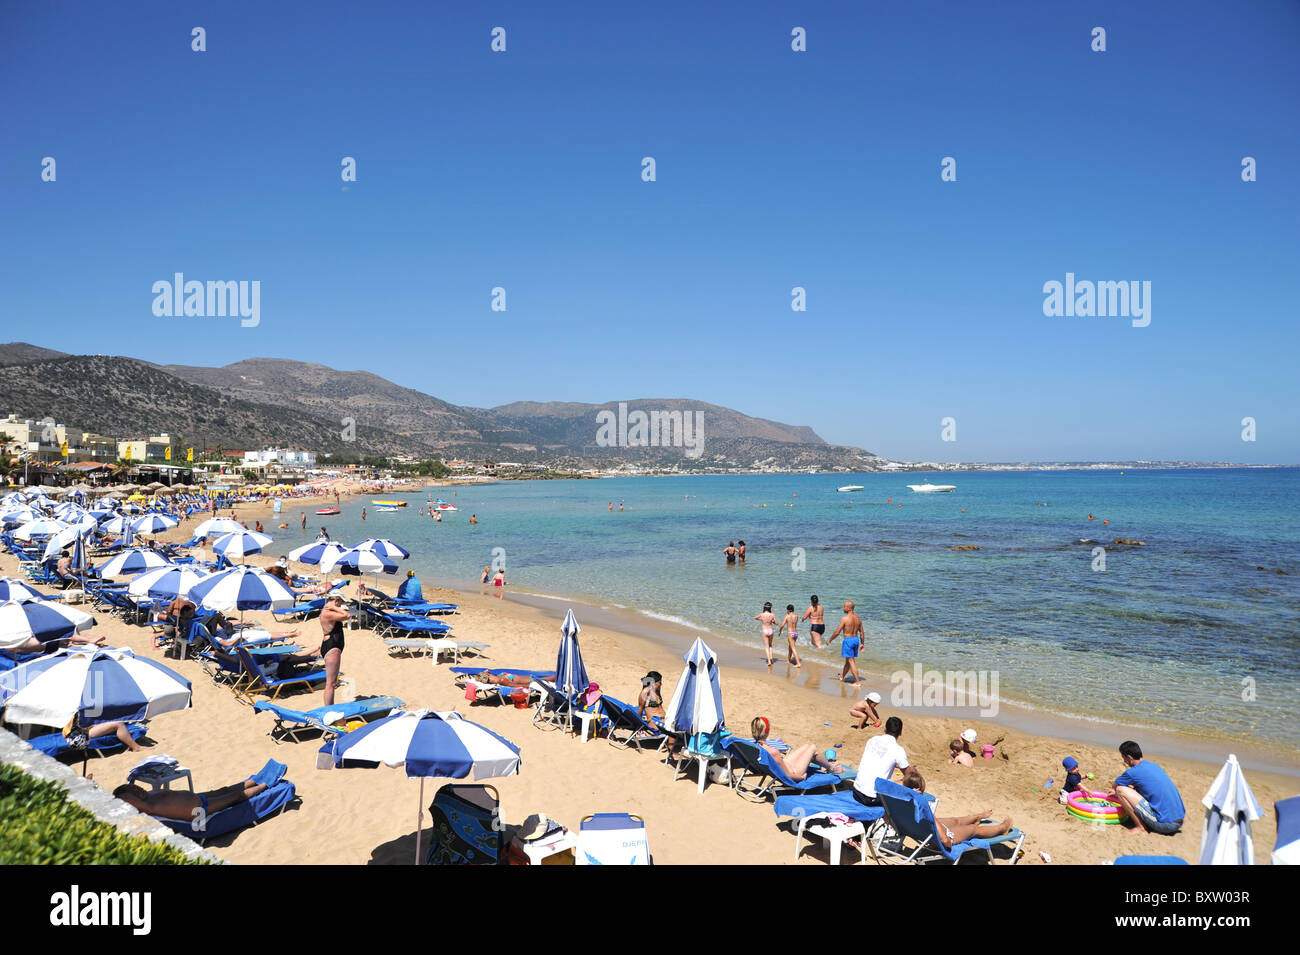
[302,469,1300,763]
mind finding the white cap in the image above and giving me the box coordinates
[866,692,882,703]
[961,728,978,743]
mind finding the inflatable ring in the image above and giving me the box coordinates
[1066,789,1128,824]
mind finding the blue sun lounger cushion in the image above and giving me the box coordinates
[875,777,1025,865]
[157,760,296,843]
[253,696,404,742]
[28,722,148,759]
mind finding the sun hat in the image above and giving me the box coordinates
[961,728,978,743]
[583,682,602,706]
[866,691,882,703]
[1062,756,1079,771]
[518,813,561,842]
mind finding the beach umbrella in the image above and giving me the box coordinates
[212,530,273,562]
[127,565,212,601]
[0,506,38,528]
[14,517,70,541]
[353,538,411,560]
[188,565,295,613]
[130,513,178,535]
[52,502,90,522]
[40,524,95,561]
[664,637,725,735]
[316,709,521,863]
[193,517,246,539]
[1199,754,1263,865]
[321,547,398,577]
[555,608,588,699]
[1274,796,1300,865]
[287,540,347,566]
[0,578,47,603]
[0,645,190,728]
[0,599,96,650]
[97,548,170,578]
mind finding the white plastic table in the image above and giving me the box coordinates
[132,765,194,792]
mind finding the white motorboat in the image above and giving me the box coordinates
[837,485,865,492]
[907,483,956,493]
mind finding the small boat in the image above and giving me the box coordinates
[374,505,401,513]
[907,484,956,493]
[433,499,457,511]
[316,507,341,515]
[837,485,864,493]
[371,499,407,507]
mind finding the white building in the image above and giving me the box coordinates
[243,448,317,468]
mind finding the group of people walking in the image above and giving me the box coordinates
[752,595,864,680]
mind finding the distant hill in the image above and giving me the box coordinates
[0,343,67,367]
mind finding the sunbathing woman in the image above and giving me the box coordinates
[113,779,268,822]
[901,770,1015,848]
[751,716,844,781]
[468,671,554,687]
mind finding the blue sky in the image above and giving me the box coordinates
[1,1,1297,463]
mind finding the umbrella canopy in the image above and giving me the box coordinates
[0,645,191,727]
[188,566,295,612]
[287,540,347,566]
[1274,795,1300,865]
[127,565,212,601]
[130,513,178,535]
[0,599,96,650]
[0,577,47,603]
[664,637,725,735]
[0,506,39,528]
[317,709,521,778]
[14,517,70,541]
[97,548,171,578]
[40,524,95,561]
[1199,754,1263,865]
[100,516,131,534]
[193,517,247,539]
[212,530,273,561]
[352,538,411,560]
[555,608,588,698]
[321,547,398,577]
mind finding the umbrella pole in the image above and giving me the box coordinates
[415,777,425,865]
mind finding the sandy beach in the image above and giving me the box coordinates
[3,488,1294,866]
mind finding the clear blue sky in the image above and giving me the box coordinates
[2,1,1297,463]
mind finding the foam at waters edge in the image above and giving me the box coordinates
[639,610,712,632]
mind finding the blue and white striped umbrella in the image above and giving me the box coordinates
[100,515,131,535]
[0,506,39,528]
[316,708,521,863]
[556,608,588,698]
[193,517,247,539]
[130,513,178,535]
[97,548,171,578]
[188,566,295,612]
[321,547,398,577]
[0,646,191,728]
[52,503,90,522]
[664,637,725,735]
[40,524,96,561]
[287,540,347,566]
[0,599,96,650]
[14,518,70,541]
[212,530,273,561]
[0,577,47,603]
[1200,754,1263,865]
[127,565,212,600]
[353,538,411,560]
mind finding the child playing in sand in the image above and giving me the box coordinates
[1061,756,1084,793]
[850,690,882,729]
[754,602,779,666]
[777,604,801,667]
[950,738,974,766]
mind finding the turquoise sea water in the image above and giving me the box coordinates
[308,470,1300,754]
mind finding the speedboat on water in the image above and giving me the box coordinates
[907,484,956,493]
[837,485,864,492]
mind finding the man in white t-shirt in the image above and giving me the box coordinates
[854,716,909,806]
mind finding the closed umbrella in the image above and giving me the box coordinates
[665,637,725,736]
[97,548,170,578]
[1200,754,1263,865]
[555,608,588,699]
[0,599,96,649]
[316,709,521,863]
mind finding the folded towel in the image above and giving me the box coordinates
[128,754,179,780]
[251,759,288,788]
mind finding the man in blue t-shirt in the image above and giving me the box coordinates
[1108,740,1185,835]
[397,570,422,602]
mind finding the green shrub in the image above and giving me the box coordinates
[0,763,208,865]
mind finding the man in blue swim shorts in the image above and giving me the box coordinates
[1106,740,1185,835]
[827,600,863,684]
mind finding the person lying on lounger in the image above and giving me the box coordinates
[468,671,554,687]
[751,716,844,781]
[901,770,1014,848]
[113,779,268,822]
[209,626,301,649]
[64,716,150,753]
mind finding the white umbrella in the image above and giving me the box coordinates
[665,637,725,735]
[193,517,247,539]
[1200,753,1263,865]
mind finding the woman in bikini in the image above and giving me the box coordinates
[801,595,825,648]
[778,603,802,667]
[902,771,1014,848]
[754,601,779,666]
[638,671,665,722]
[751,716,843,781]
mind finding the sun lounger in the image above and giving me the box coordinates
[449,666,553,686]
[156,759,297,844]
[27,722,148,759]
[425,784,501,865]
[773,792,887,863]
[874,778,1025,864]
[723,737,856,802]
[253,695,404,742]
[576,813,650,865]
[596,695,673,752]
[1111,855,1190,865]
[382,637,488,662]
[233,645,328,702]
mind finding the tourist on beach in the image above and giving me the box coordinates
[318,527,330,540]
[724,541,738,564]
[750,716,843,781]
[254,520,264,533]
[1105,740,1185,835]
[480,566,491,586]
[801,595,825,648]
[158,595,197,646]
[434,510,442,522]
[950,739,974,766]
[754,601,779,666]
[850,690,882,729]
[468,670,547,687]
[316,595,349,707]
[853,716,909,807]
[638,671,665,722]
[778,604,801,667]
[1061,756,1084,794]
[492,566,505,597]
[959,728,978,759]
[469,514,478,525]
[397,569,422,602]
[737,540,746,562]
[114,777,270,822]
[265,559,290,583]
[608,502,613,512]
[65,715,149,753]
[827,601,863,683]
[300,512,306,530]
[900,770,1015,849]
